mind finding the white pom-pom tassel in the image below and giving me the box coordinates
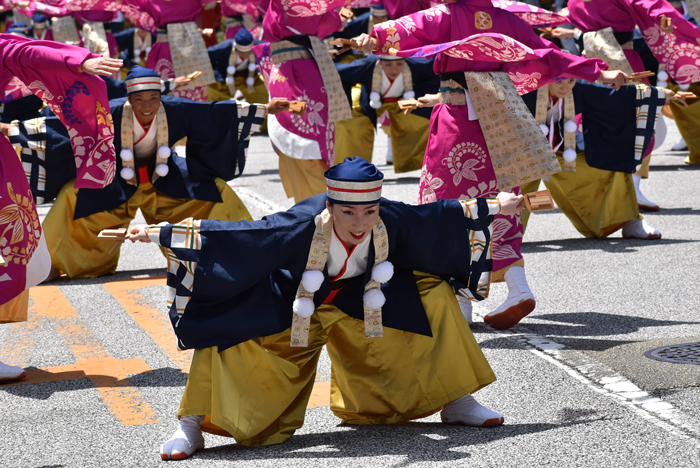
[370,100,382,109]
[226,76,235,86]
[371,261,394,284]
[564,120,577,134]
[248,62,257,72]
[657,70,669,82]
[402,90,415,100]
[157,146,171,159]
[301,270,324,293]
[540,124,549,136]
[657,80,668,88]
[155,163,169,177]
[246,76,255,86]
[227,65,236,75]
[120,148,134,161]
[369,91,381,102]
[133,48,141,57]
[293,297,315,318]
[679,83,691,91]
[120,167,135,180]
[563,148,577,162]
[145,46,151,54]
[363,289,386,310]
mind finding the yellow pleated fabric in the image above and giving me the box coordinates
[521,153,640,238]
[0,290,29,324]
[334,84,429,172]
[43,178,252,279]
[669,82,700,165]
[179,272,496,446]
[277,151,327,203]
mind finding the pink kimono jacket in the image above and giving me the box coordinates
[256,0,350,167]
[371,0,605,272]
[568,0,700,84]
[222,0,263,40]
[0,35,115,304]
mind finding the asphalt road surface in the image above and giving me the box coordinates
[1,116,699,467]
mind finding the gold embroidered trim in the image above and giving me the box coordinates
[438,79,468,105]
[120,101,170,186]
[463,72,560,191]
[166,22,217,89]
[364,217,388,338]
[583,27,634,77]
[51,16,81,45]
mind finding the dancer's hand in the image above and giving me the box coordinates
[80,57,123,76]
[174,75,192,87]
[550,27,575,39]
[599,70,630,90]
[417,94,439,108]
[267,97,291,115]
[129,225,151,243]
[354,34,378,53]
[497,192,525,216]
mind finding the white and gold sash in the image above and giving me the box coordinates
[120,101,169,186]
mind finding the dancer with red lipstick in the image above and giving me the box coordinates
[129,157,524,460]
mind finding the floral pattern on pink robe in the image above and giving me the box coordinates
[0,35,116,304]
[568,0,700,85]
[371,0,605,271]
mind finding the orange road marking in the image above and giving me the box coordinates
[103,277,332,408]
[28,286,159,426]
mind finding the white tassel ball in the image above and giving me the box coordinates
[226,76,235,86]
[564,120,577,134]
[371,261,394,284]
[145,46,151,53]
[657,80,668,88]
[540,124,549,136]
[120,167,134,180]
[155,164,169,177]
[364,289,386,310]
[248,62,257,72]
[563,148,577,162]
[133,48,141,57]
[402,90,415,100]
[246,76,255,86]
[679,83,691,91]
[157,146,171,159]
[293,297,315,318]
[227,65,236,75]
[657,70,669,82]
[120,148,134,161]
[301,270,324,293]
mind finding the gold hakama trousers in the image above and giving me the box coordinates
[521,153,640,238]
[43,178,252,279]
[179,273,496,447]
[669,82,700,165]
[0,290,29,324]
[278,152,327,203]
[334,85,429,173]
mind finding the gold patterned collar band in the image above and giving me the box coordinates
[325,157,384,205]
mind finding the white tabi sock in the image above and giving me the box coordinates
[633,174,659,210]
[160,415,205,461]
[0,360,26,381]
[441,393,504,427]
[622,218,661,239]
[671,136,687,151]
[386,136,393,164]
[455,294,473,324]
[484,267,535,330]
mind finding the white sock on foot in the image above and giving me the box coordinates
[160,415,205,461]
[623,218,661,239]
[441,394,504,427]
[386,136,393,164]
[633,174,659,210]
[484,267,535,330]
[671,136,687,151]
[0,360,26,381]
[456,294,473,324]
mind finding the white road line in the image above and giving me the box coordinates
[230,184,290,216]
[473,305,700,442]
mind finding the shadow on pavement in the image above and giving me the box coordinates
[649,164,700,172]
[194,418,602,464]
[522,237,698,254]
[383,177,421,186]
[42,269,166,287]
